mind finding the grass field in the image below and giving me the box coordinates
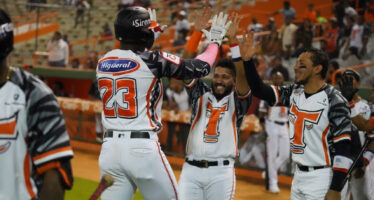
[65,177,144,200]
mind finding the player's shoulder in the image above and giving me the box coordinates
[323,84,348,105]
[10,67,53,98]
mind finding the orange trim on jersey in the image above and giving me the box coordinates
[232,112,238,157]
[36,161,60,175]
[333,134,351,142]
[24,152,36,199]
[237,90,251,100]
[332,167,348,173]
[156,142,178,200]
[367,132,374,138]
[271,85,280,105]
[57,166,71,187]
[146,78,157,129]
[184,79,197,89]
[32,146,73,162]
[322,125,330,166]
[290,147,304,154]
[0,120,16,135]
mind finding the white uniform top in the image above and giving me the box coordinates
[96,49,211,132]
[352,99,371,144]
[350,24,364,50]
[270,84,352,166]
[184,79,252,159]
[165,88,190,111]
[259,99,288,122]
[0,68,73,200]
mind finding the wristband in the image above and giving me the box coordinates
[363,151,374,164]
[229,44,241,62]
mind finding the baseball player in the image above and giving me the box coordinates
[259,70,290,194]
[178,15,252,200]
[0,9,74,200]
[97,7,231,200]
[339,69,372,200]
[237,30,355,200]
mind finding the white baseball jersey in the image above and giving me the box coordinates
[96,49,210,132]
[259,99,288,122]
[0,67,73,200]
[184,79,252,159]
[353,99,371,144]
[270,84,352,166]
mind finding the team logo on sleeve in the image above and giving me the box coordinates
[97,57,140,76]
[161,52,181,65]
[0,142,10,154]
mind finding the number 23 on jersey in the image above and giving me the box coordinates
[98,78,138,118]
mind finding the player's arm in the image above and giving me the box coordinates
[327,92,354,193]
[39,169,64,200]
[226,13,250,96]
[26,75,73,196]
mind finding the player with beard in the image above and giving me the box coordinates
[236,31,355,200]
[178,14,252,200]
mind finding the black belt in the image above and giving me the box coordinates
[185,158,230,168]
[104,131,150,139]
[297,165,329,172]
[273,121,286,125]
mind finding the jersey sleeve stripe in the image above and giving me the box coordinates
[237,89,251,100]
[367,132,374,139]
[270,85,280,105]
[185,78,198,89]
[36,161,60,175]
[24,152,37,199]
[333,134,351,143]
[32,146,73,165]
[57,165,72,187]
[322,125,331,166]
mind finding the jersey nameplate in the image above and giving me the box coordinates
[97,57,140,75]
[161,52,181,65]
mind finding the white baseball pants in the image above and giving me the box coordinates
[265,120,290,188]
[179,160,236,200]
[291,167,332,200]
[99,131,179,200]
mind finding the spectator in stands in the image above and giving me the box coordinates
[324,17,340,58]
[52,81,68,97]
[163,78,190,111]
[84,50,98,69]
[349,15,369,56]
[262,30,281,61]
[265,56,290,81]
[333,0,346,27]
[74,0,90,28]
[325,61,340,84]
[280,16,298,59]
[343,0,357,26]
[47,31,69,67]
[264,17,277,31]
[270,1,296,22]
[342,46,369,80]
[248,17,263,32]
[293,18,313,57]
[304,3,317,23]
[71,58,82,69]
[100,23,113,38]
[316,10,328,24]
[173,30,187,47]
[175,10,190,40]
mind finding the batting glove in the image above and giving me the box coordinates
[147,8,167,40]
[339,75,358,102]
[202,12,232,46]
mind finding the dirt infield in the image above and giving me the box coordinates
[71,149,291,200]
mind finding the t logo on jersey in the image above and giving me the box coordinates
[289,104,323,154]
[203,102,227,143]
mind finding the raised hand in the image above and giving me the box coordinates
[226,13,241,43]
[147,8,167,40]
[239,30,259,61]
[202,12,232,46]
[193,6,213,31]
[338,74,358,102]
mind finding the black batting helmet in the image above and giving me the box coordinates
[114,6,154,49]
[0,8,13,60]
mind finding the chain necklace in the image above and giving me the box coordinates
[6,66,13,81]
